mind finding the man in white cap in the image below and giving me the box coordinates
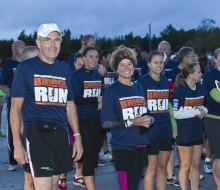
[0,40,26,171]
[10,23,83,190]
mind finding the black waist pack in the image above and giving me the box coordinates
[35,121,57,132]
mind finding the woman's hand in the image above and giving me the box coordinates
[98,96,102,110]
[133,115,152,128]
[197,107,205,119]
[173,132,178,139]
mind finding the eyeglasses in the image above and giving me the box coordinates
[39,38,62,44]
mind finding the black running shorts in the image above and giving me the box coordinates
[148,137,173,155]
[25,121,73,177]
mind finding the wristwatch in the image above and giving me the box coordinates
[126,119,133,127]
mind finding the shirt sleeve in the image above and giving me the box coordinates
[168,102,177,132]
[66,68,74,101]
[100,88,116,122]
[202,73,216,92]
[0,63,10,85]
[171,87,200,119]
[11,64,27,98]
[210,88,220,103]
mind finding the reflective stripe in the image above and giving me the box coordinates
[26,139,34,177]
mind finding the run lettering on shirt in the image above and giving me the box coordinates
[104,72,115,85]
[183,96,204,110]
[120,96,147,120]
[146,89,169,113]
[34,74,68,106]
[83,81,102,97]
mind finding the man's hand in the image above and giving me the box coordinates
[14,144,28,164]
[72,136,83,162]
[96,64,107,77]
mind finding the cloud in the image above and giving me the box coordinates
[0,0,219,40]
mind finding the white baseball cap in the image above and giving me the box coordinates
[37,23,61,38]
[170,54,177,60]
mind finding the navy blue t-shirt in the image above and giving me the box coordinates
[138,74,172,140]
[171,82,204,143]
[103,72,116,86]
[166,66,181,82]
[101,80,150,150]
[68,52,78,72]
[71,67,103,119]
[11,56,73,135]
[136,59,148,76]
[164,60,178,71]
[0,60,19,108]
[203,68,220,116]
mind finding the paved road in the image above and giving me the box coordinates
[0,103,216,189]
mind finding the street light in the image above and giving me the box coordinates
[148,22,151,51]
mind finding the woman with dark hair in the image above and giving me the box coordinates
[73,53,84,70]
[138,50,177,190]
[172,62,207,190]
[101,46,153,190]
[203,48,220,189]
[198,55,209,75]
[71,47,104,190]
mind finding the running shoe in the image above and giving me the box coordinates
[103,151,113,162]
[201,152,206,160]
[167,174,180,186]
[98,158,108,166]
[200,174,204,180]
[0,131,6,137]
[8,164,17,171]
[174,162,180,167]
[204,161,212,174]
[58,176,67,190]
[73,174,86,187]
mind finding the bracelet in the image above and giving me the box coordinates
[73,133,81,137]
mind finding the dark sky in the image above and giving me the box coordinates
[0,0,219,40]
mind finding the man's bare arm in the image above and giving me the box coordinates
[66,100,83,162]
[10,97,28,164]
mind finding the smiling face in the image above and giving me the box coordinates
[36,31,61,64]
[74,57,84,70]
[117,59,134,81]
[148,54,164,78]
[83,49,98,70]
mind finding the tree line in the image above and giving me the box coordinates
[0,18,220,59]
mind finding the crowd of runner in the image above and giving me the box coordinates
[0,22,219,190]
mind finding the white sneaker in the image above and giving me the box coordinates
[204,162,212,174]
[103,151,113,162]
[200,174,204,180]
[8,164,17,171]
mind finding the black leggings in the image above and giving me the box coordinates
[118,170,143,190]
[7,108,17,165]
[78,118,103,176]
